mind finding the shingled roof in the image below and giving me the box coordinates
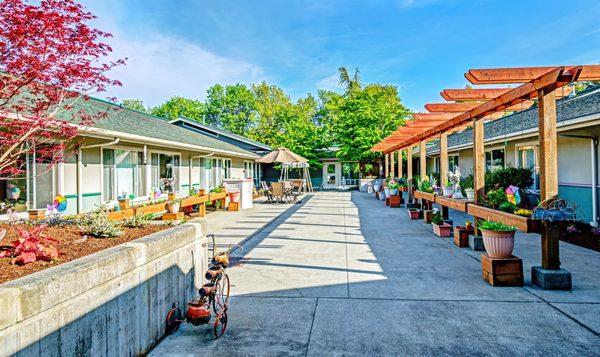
[59,96,260,158]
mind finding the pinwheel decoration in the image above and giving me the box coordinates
[151,187,162,201]
[47,195,68,212]
[505,185,521,205]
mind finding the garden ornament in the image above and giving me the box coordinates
[505,185,521,205]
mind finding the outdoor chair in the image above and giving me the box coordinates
[271,182,286,203]
[260,181,275,203]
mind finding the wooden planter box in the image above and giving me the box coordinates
[408,209,421,220]
[209,192,227,201]
[467,204,541,233]
[107,209,134,220]
[389,194,403,207]
[481,254,524,287]
[135,202,166,216]
[118,198,131,210]
[432,223,452,237]
[423,210,433,223]
[453,226,474,247]
[434,196,472,213]
[414,190,435,202]
[181,195,208,208]
[28,209,46,221]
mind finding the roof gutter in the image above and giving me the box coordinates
[80,137,120,149]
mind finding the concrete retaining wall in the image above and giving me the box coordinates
[0,221,208,356]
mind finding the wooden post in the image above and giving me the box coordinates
[538,90,560,270]
[390,151,395,177]
[397,150,403,178]
[420,140,427,180]
[440,132,449,186]
[407,146,413,202]
[384,152,389,178]
[473,118,485,234]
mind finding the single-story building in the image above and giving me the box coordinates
[1,97,271,215]
[410,86,600,224]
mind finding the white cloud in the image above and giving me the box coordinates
[316,73,342,92]
[103,34,266,106]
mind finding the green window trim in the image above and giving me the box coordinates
[82,192,102,198]
[64,194,79,199]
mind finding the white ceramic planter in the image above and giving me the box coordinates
[374,184,381,192]
[481,229,516,258]
[442,187,454,197]
[168,202,180,214]
[390,188,399,195]
[465,189,475,200]
[384,188,391,198]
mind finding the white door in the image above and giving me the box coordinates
[322,162,341,188]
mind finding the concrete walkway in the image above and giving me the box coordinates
[151,191,600,356]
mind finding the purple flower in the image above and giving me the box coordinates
[566,224,580,234]
[591,227,600,236]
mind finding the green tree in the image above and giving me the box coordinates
[151,96,205,122]
[324,67,410,164]
[121,99,148,113]
[249,82,293,144]
[204,84,256,135]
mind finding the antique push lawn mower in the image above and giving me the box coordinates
[165,234,231,338]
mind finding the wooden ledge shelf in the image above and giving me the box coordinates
[414,190,435,202]
[208,192,227,201]
[181,194,208,207]
[434,196,473,213]
[467,204,541,233]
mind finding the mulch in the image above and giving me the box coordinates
[0,223,168,285]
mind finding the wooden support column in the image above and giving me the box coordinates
[538,90,560,270]
[473,118,485,234]
[440,132,449,185]
[420,140,427,180]
[407,146,413,202]
[384,152,389,177]
[397,150,403,178]
[390,150,395,177]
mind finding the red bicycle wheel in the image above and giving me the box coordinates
[165,305,182,335]
[213,311,228,338]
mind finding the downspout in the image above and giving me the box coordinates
[559,134,599,226]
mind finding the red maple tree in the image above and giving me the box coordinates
[0,0,124,178]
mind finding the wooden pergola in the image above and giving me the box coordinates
[372,65,600,289]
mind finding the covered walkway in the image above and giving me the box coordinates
[151,191,599,356]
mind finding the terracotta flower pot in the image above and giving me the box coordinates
[433,223,452,237]
[168,202,180,214]
[229,191,240,203]
[408,209,421,220]
[481,229,516,258]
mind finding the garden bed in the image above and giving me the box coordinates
[0,223,169,284]
[561,221,600,253]
[467,204,540,233]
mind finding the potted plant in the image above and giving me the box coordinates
[478,219,517,258]
[431,212,452,237]
[388,180,399,195]
[167,198,181,214]
[461,173,475,200]
[453,220,474,247]
[408,208,421,219]
[442,182,454,197]
[229,190,241,203]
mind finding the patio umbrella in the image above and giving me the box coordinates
[256,148,313,192]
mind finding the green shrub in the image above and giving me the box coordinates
[122,214,153,228]
[477,219,517,231]
[498,201,518,213]
[431,211,443,225]
[485,188,508,209]
[79,206,122,238]
[485,167,533,192]
[461,173,474,189]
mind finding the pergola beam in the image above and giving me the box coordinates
[425,101,535,113]
[465,65,599,84]
[441,87,572,101]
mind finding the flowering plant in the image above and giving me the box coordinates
[0,225,59,265]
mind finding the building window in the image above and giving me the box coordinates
[485,148,505,171]
[103,149,145,200]
[223,159,232,179]
[212,158,223,187]
[151,153,180,192]
[448,155,459,172]
[517,145,539,190]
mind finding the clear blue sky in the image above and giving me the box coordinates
[83,0,600,111]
